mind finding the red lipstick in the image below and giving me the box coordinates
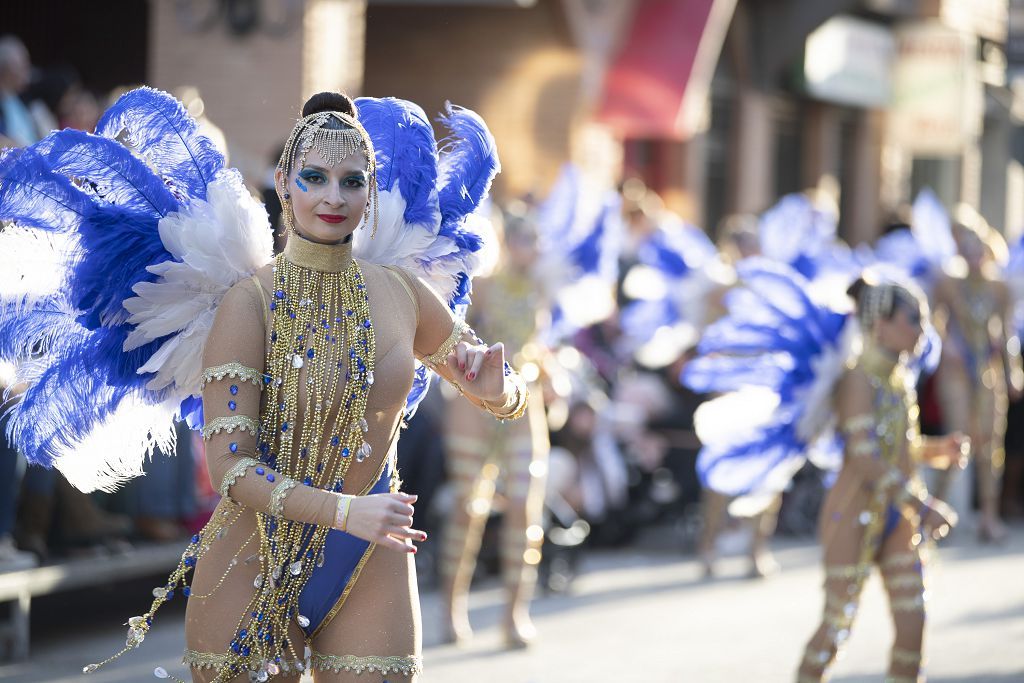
[317,214,347,224]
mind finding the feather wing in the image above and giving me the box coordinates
[96,87,224,202]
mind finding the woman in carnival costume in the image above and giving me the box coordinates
[931,206,1022,543]
[683,262,966,683]
[0,88,527,682]
[439,204,550,648]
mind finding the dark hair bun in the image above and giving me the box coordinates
[846,277,868,304]
[301,92,356,118]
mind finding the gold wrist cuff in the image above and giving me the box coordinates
[268,478,299,517]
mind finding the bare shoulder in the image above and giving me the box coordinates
[837,367,874,407]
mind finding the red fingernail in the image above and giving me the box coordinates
[467,372,475,381]
[459,362,465,370]
[411,546,418,554]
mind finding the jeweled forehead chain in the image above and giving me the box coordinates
[276,110,380,236]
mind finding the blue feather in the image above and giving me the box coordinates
[96,87,224,202]
[69,205,169,330]
[0,147,96,231]
[35,129,179,218]
[436,104,500,226]
[356,97,439,227]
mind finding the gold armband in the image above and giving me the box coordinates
[202,415,260,441]
[219,457,260,498]
[200,362,266,390]
[268,478,299,517]
[422,319,470,368]
[848,439,876,457]
[840,413,875,435]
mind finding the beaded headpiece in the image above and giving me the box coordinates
[276,110,379,238]
[856,279,925,330]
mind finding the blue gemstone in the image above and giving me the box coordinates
[307,348,315,359]
[241,646,251,657]
[289,311,296,319]
[183,586,191,597]
[331,435,340,446]
[184,556,196,567]
[239,629,247,638]
[228,400,236,411]
[260,442,270,454]
[341,447,350,457]
[255,467,265,476]
[165,590,174,599]
[231,642,241,654]
[229,442,238,453]
[266,473,275,483]
[275,290,285,299]
[303,477,312,486]
[190,534,200,544]
[363,320,371,328]
[263,376,272,385]
[230,385,238,395]
[281,422,288,432]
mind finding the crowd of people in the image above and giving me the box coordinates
[1,29,1023,683]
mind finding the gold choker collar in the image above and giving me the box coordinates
[283,233,353,273]
[859,343,901,380]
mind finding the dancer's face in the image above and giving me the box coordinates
[277,147,369,245]
[876,303,923,354]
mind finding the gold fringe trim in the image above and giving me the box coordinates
[310,653,422,676]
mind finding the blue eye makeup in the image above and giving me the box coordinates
[296,169,327,188]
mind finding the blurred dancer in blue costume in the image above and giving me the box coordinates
[931,207,1021,543]
[795,277,966,683]
[683,261,966,682]
[440,204,550,648]
[0,88,527,682]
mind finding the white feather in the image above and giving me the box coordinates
[0,227,76,305]
[122,170,273,400]
[795,319,860,442]
[53,393,178,493]
[353,185,491,302]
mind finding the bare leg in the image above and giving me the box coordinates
[975,363,1008,542]
[439,401,494,644]
[499,406,547,648]
[699,490,729,578]
[879,520,927,683]
[796,510,868,682]
[749,494,782,578]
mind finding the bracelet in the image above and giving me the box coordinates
[334,494,354,531]
[219,457,260,498]
[422,319,470,368]
[481,373,529,421]
[268,478,299,517]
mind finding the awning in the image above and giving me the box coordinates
[597,0,736,140]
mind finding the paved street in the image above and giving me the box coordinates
[3,527,1022,683]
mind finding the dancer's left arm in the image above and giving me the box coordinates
[398,269,528,420]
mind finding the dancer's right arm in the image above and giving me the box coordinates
[201,279,340,529]
[201,279,422,553]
